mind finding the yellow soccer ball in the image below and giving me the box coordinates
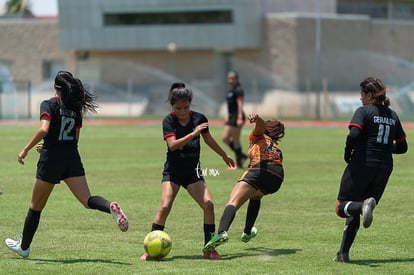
[143,230,172,259]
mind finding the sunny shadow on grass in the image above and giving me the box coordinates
[28,258,132,265]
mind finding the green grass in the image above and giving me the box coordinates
[0,123,413,274]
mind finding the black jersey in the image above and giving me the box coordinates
[39,97,82,158]
[226,85,244,116]
[348,103,406,167]
[162,111,208,170]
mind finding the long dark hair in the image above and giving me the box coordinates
[54,71,98,115]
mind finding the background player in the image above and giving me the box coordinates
[140,83,235,261]
[5,71,128,258]
[222,71,247,168]
[204,113,285,253]
[333,77,408,262]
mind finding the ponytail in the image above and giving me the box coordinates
[360,77,390,107]
[54,71,98,115]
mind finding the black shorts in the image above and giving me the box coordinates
[162,162,204,188]
[239,164,284,195]
[36,157,85,184]
[226,113,246,127]
[337,164,393,203]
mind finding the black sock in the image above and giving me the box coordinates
[244,199,261,234]
[234,144,242,157]
[204,224,215,245]
[234,144,246,164]
[339,215,360,254]
[21,208,41,250]
[228,141,235,151]
[151,223,164,231]
[337,201,362,218]
[87,196,111,213]
[218,205,236,233]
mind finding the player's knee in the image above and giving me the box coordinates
[335,202,348,218]
[336,205,344,218]
[203,199,214,212]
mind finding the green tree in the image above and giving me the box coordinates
[5,0,33,17]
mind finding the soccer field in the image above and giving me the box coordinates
[0,123,413,274]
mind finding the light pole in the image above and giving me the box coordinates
[315,0,322,120]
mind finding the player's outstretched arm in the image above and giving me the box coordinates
[202,132,235,168]
[248,113,265,136]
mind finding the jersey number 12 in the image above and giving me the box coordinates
[59,116,75,141]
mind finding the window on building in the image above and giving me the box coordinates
[42,59,64,80]
[104,10,233,26]
[337,0,414,20]
[0,60,13,93]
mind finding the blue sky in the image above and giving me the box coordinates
[0,0,58,16]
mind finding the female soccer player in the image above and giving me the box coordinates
[5,71,128,258]
[222,71,247,168]
[333,77,408,263]
[140,83,235,261]
[204,113,285,253]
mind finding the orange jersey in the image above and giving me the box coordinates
[247,131,283,167]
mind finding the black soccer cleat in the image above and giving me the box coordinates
[333,251,350,263]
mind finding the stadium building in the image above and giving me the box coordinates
[1,0,414,118]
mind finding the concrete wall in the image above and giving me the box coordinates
[266,14,414,91]
[2,12,414,118]
[370,20,414,62]
[0,18,75,87]
[58,0,263,50]
[262,0,336,13]
[266,13,372,91]
[2,13,414,93]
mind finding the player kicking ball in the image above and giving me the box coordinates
[204,113,285,254]
[140,83,234,261]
